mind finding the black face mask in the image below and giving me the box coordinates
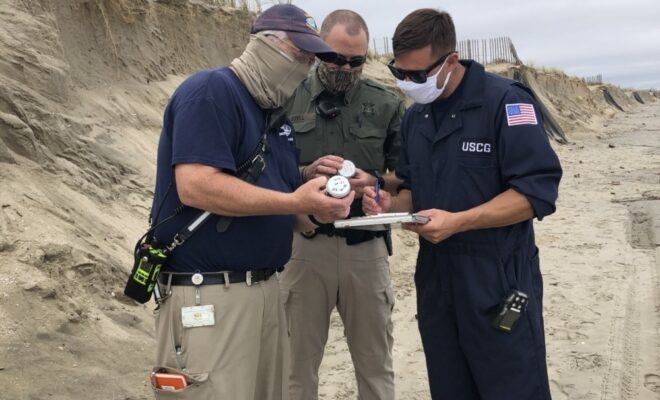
[317,62,361,94]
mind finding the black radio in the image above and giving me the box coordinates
[316,99,341,119]
[492,289,528,332]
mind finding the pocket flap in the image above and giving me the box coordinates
[291,114,316,133]
[349,124,385,140]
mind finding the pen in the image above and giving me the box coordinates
[374,176,380,205]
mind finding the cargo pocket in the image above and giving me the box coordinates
[497,260,517,294]
[292,116,320,162]
[384,286,395,347]
[347,124,385,170]
[151,366,209,397]
[385,286,396,313]
[496,255,519,297]
[281,289,292,336]
[528,246,543,303]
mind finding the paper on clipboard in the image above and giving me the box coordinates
[333,213,430,229]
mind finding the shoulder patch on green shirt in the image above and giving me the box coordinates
[361,102,376,116]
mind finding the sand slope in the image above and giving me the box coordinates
[0,1,247,399]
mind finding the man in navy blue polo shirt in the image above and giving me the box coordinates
[148,5,354,399]
[363,9,562,400]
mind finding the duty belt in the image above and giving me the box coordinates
[159,268,279,287]
[305,225,386,240]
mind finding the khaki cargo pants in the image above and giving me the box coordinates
[280,233,395,400]
[153,274,289,399]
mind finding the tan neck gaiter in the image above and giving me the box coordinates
[231,33,310,109]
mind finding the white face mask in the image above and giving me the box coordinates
[396,58,452,104]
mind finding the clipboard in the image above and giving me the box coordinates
[333,213,430,229]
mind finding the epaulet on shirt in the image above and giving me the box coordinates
[301,77,313,94]
[362,79,400,101]
[486,71,536,102]
[510,81,536,99]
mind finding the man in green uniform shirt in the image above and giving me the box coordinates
[280,9,405,400]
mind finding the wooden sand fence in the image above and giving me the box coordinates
[371,36,521,65]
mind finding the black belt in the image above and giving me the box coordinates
[159,268,278,286]
[307,227,386,239]
[302,226,393,255]
[322,228,350,238]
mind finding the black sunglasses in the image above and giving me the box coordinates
[331,54,367,68]
[387,51,455,83]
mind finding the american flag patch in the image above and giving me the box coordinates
[505,103,538,126]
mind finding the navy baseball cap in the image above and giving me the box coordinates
[252,4,337,62]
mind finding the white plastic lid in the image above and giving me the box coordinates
[338,160,356,178]
[326,175,351,198]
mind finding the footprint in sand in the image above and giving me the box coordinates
[549,379,572,400]
[644,373,660,393]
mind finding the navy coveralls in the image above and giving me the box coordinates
[396,61,562,400]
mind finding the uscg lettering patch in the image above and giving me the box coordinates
[460,138,493,154]
[505,103,538,126]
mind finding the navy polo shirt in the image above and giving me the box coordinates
[151,67,302,273]
[396,60,562,249]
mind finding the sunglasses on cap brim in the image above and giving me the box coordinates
[387,51,456,84]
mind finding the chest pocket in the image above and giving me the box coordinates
[347,117,388,171]
[459,154,496,168]
[291,114,320,164]
[456,137,500,209]
[458,138,496,168]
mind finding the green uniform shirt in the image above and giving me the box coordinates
[286,69,404,173]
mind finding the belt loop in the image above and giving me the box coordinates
[246,271,252,287]
[155,273,173,304]
[153,281,163,304]
[222,271,230,289]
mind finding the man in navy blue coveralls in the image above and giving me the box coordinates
[363,9,562,400]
